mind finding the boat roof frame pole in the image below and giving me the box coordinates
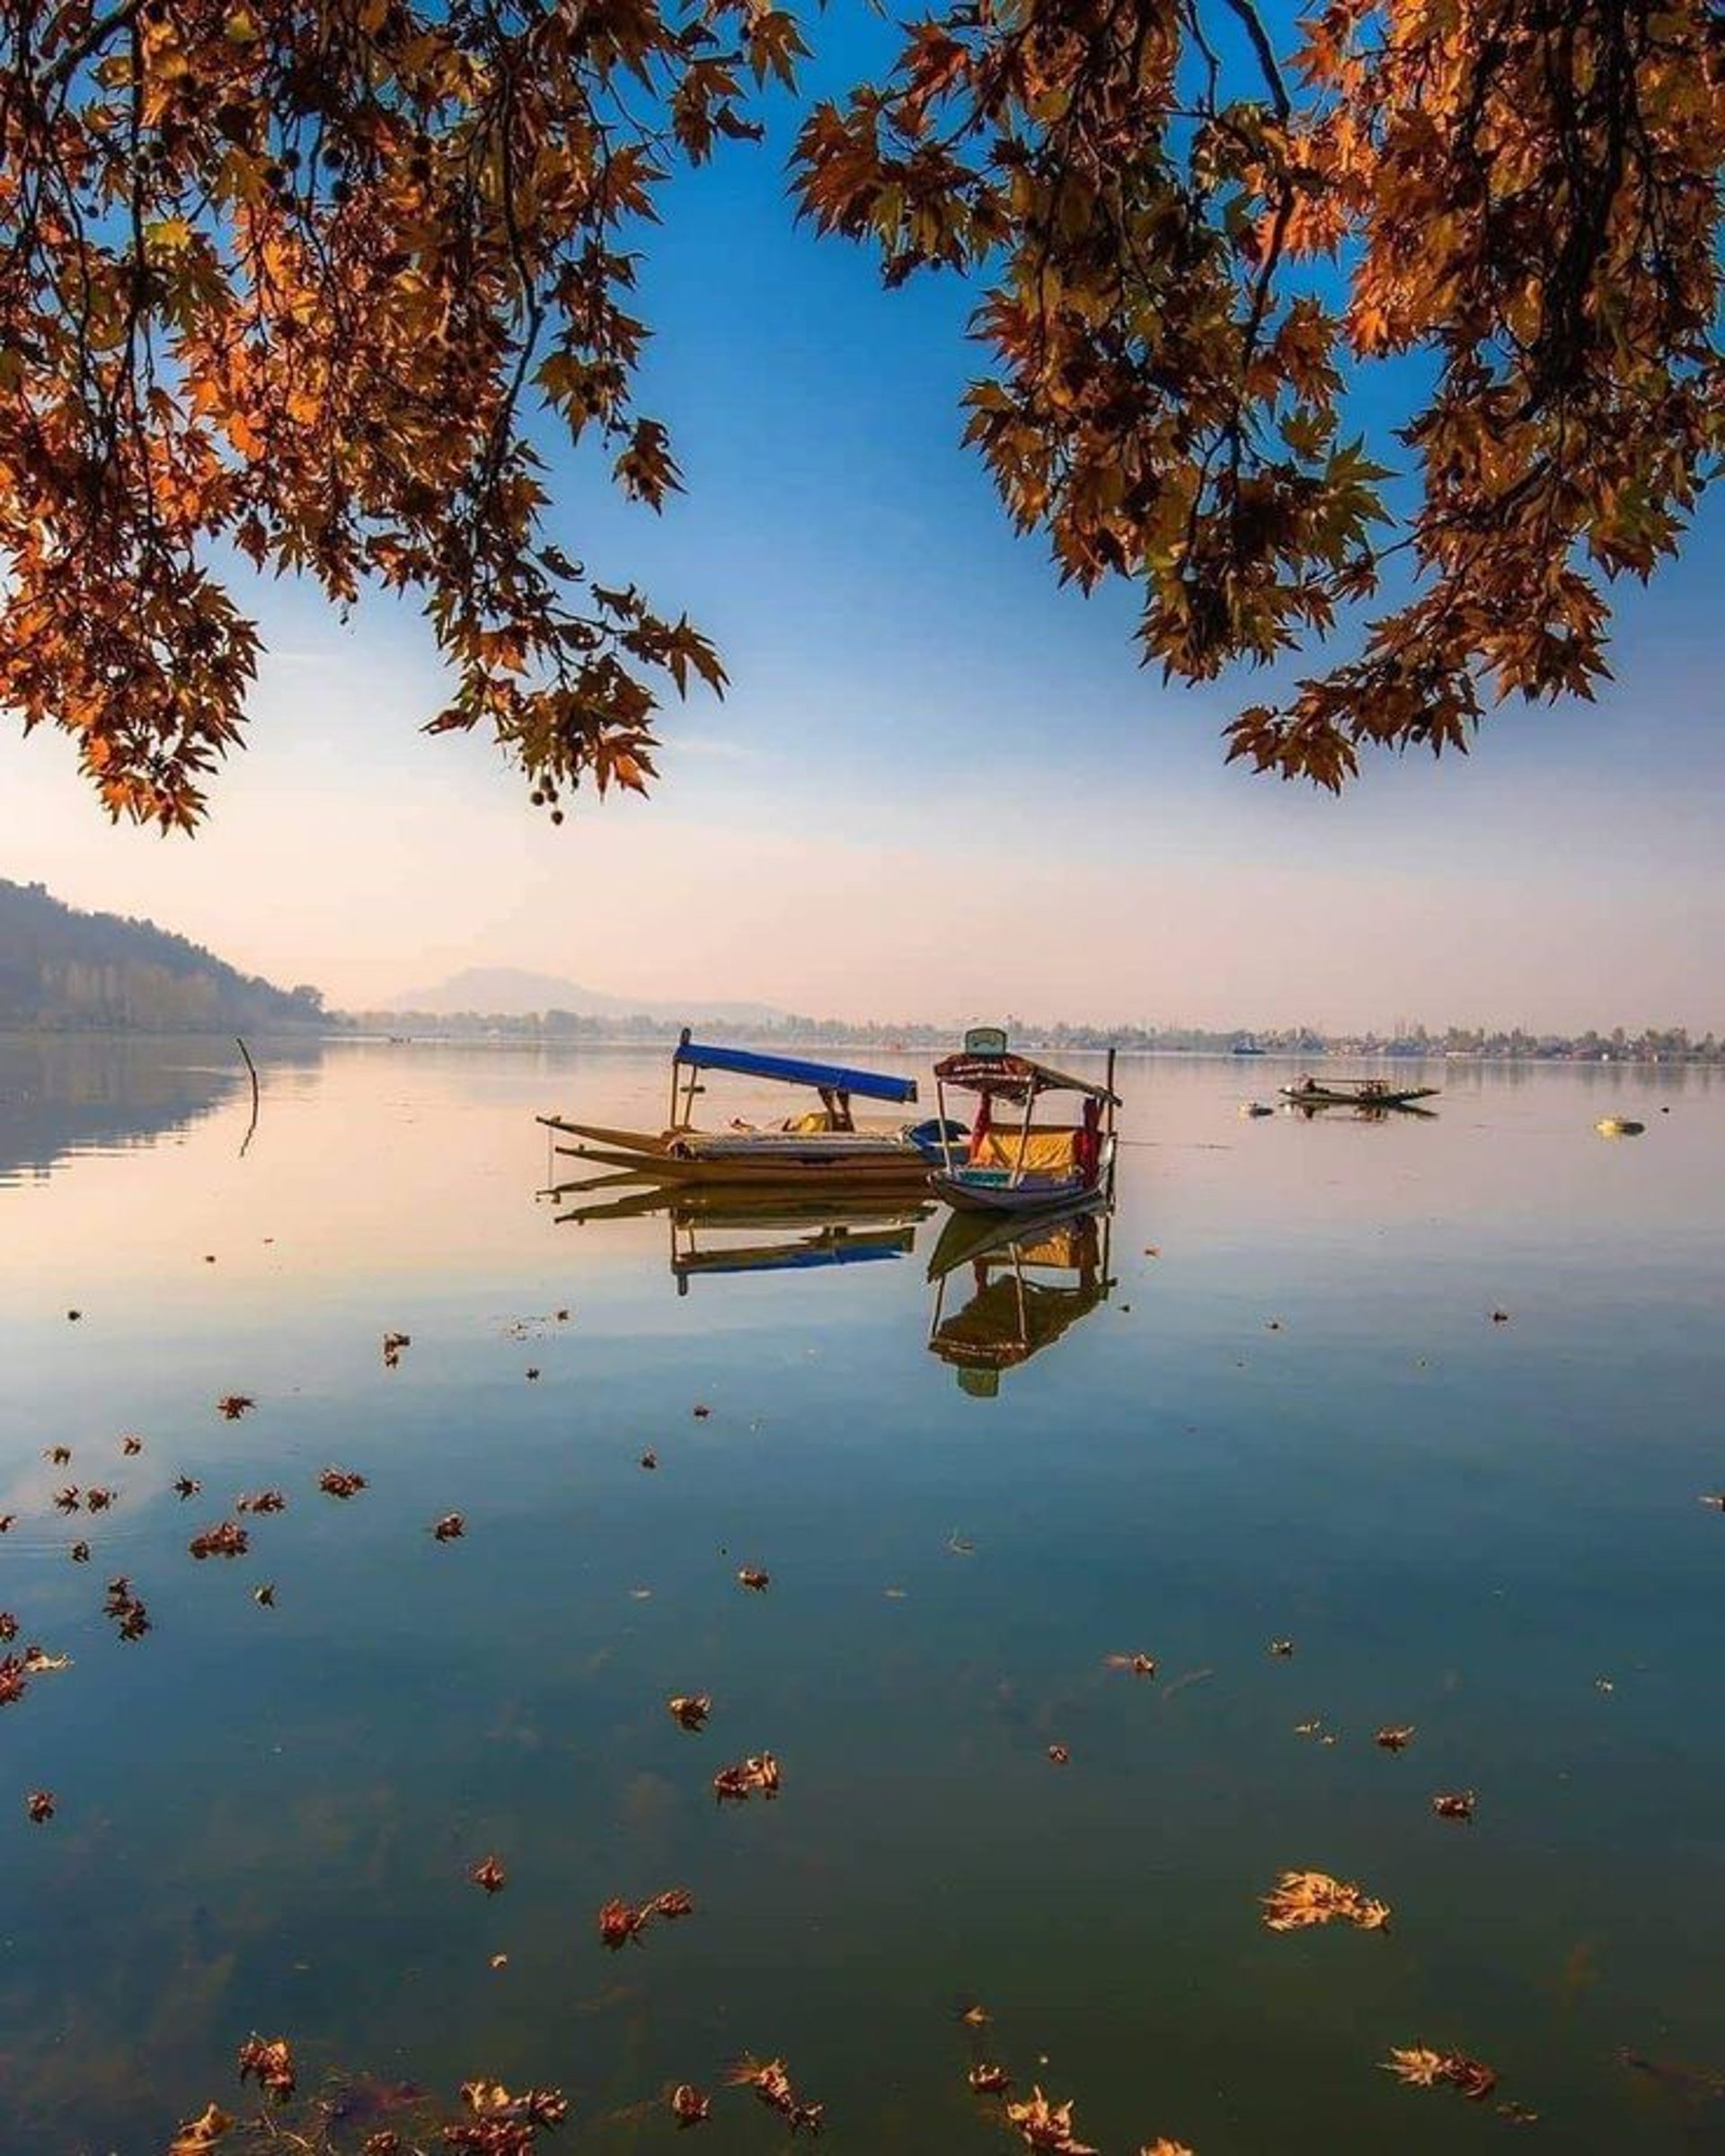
[1011,1074,1039,1189]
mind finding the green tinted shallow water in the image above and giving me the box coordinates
[3,1038,1724,2153]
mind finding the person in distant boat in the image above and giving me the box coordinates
[1299,1075,1320,1094]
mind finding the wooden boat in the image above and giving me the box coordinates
[538,1032,960,1186]
[1596,1117,1646,1138]
[1278,1077,1440,1109]
[926,1028,1119,1214]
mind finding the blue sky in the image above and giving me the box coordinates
[4,9,1721,1029]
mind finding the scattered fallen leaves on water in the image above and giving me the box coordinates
[121,1435,144,1455]
[1047,1744,1070,1766]
[319,1468,367,1498]
[26,1789,54,1822]
[960,2002,991,2028]
[457,2081,568,2130]
[669,2082,712,2128]
[84,1487,116,1511]
[969,2063,1012,2094]
[1004,2087,1098,2153]
[253,1584,275,1608]
[725,2056,823,2135]
[434,1514,465,1541]
[1104,1653,1158,1677]
[668,1694,711,1731]
[1376,1726,1415,1751]
[174,1478,202,1500]
[1269,1639,1295,1657]
[46,1445,72,1465]
[598,1887,694,1950]
[713,1754,780,1803]
[1262,1870,1390,1932]
[1384,2047,1498,2100]
[1432,1791,1476,1821]
[737,1568,769,1592]
[168,2100,234,2152]
[235,1490,286,1515]
[471,1856,507,1895]
[69,1540,91,1563]
[217,1396,254,1420]
[189,1522,249,1560]
[641,1451,659,1471]
[382,1332,411,1369]
[53,1488,80,1513]
[236,2034,296,2103]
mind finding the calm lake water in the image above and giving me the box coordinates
[4,1037,1724,2153]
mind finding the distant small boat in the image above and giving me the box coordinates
[1596,1117,1646,1138]
[1231,1038,1267,1056]
[1278,1077,1440,1109]
[1239,1101,1275,1118]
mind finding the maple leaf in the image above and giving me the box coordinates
[1432,1790,1477,1821]
[1375,1726,1415,1751]
[1004,2086,1098,2154]
[668,1694,712,1730]
[670,2083,712,2127]
[236,2034,296,2103]
[1262,1869,1390,1932]
[216,1397,254,1420]
[471,1855,507,1895]
[433,1514,466,1541]
[26,1789,55,1823]
[714,1754,781,1803]
[168,2101,234,2153]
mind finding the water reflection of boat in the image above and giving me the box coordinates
[539,1033,957,1187]
[1285,1099,1439,1123]
[549,1179,933,1294]
[926,1205,1116,1396]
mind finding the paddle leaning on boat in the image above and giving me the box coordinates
[926,1028,1120,1213]
[538,1030,962,1188]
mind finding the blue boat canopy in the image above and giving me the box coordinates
[674,1033,918,1104]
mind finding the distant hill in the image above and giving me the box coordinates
[381,965,786,1026]
[0,879,326,1031]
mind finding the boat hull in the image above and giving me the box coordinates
[1278,1085,1439,1109]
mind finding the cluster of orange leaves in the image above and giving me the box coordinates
[1261,1869,1391,1932]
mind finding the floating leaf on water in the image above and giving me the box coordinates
[69,1540,91,1563]
[490,1954,509,1970]
[46,1445,72,1465]
[1697,1495,1725,1512]
[1140,2143,1196,2155]
[525,1367,541,1382]
[725,2056,823,2136]
[318,1468,367,1498]
[1376,1726,1415,1752]
[1432,1790,1476,1821]
[0,1514,13,1532]
[168,2099,234,2152]
[947,1532,977,1556]
[433,1514,465,1541]
[121,1435,144,1454]
[598,1886,694,1949]
[668,1694,711,1731]
[236,2034,296,2103]
[0,1614,14,1642]
[253,1584,275,1608]
[23,1648,72,1673]
[738,1568,769,1592]
[174,1478,202,1500]
[189,1521,249,1560]
[641,1451,659,1471]
[53,1488,80,1513]
[1491,1310,1511,1324]
[216,1396,254,1420]
[1103,1653,1158,1677]
[959,2002,991,2028]
[1384,2047,1497,2101]
[26,1789,54,1823]
[692,1404,711,1418]
[669,2082,712,2128]
[1047,1744,1070,1765]
[1496,2100,1540,2124]
[713,1754,780,1804]
[235,1490,286,1515]
[382,1331,411,1369]
[84,1487,116,1511]
[1262,1869,1390,1932]
[1004,2086,1098,2154]
[1269,1639,1295,1657]
[471,1855,507,1895]
[969,2063,1012,2095]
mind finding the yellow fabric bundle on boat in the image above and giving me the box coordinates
[969,1128,1082,1172]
